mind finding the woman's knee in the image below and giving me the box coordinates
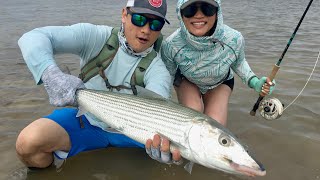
[176,79,203,112]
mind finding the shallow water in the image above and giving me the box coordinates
[1,0,320,180]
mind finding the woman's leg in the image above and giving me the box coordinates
[175,78,203,113]
[203,84,232,126]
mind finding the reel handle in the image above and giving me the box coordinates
[250,64,280,116]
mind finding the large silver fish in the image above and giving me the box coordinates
[76,89,266,176]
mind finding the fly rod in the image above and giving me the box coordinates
[250,0,314,116]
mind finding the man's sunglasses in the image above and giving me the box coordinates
[181,3,218,18]
[127,8,165,31]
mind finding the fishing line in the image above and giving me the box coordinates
[283,47,320,111]
[251,0,315,119]
[258,48,320,120]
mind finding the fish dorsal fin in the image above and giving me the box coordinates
[136,86,166,100]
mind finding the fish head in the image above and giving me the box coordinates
[188,118,266,176]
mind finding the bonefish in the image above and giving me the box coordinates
[76,89,266,176]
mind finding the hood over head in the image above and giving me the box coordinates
[180,0,218,9]
[176,0,224,50]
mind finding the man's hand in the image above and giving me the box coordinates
[41,65,85,107]
[249,76,276,96]
[145,134,183,165]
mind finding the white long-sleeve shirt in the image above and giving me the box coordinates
[18,23,171,130]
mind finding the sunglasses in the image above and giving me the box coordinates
[181,3,218,18]
[127,8,165,31]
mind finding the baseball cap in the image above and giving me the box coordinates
[126,0,170,24]
[181,0,219,10]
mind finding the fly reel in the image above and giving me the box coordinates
[258,97,284,120]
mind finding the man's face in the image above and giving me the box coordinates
[121,8,162,53]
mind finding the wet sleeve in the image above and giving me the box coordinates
[230,34,256,86]
[18,23,110,84]
[144,54,172,99]
[160,40,178,83]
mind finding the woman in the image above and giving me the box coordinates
[161,0,275,126]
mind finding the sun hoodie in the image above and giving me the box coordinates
[160,0,256,94]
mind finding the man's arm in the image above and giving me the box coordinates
[18,23,110,84]
[18,23,111,106]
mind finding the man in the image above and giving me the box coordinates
[16,0,181,170]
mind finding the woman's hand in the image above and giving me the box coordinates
[249,76,276,96]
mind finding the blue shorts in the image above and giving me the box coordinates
[44,108,144,158]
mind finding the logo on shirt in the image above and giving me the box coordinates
[149,0,162,8]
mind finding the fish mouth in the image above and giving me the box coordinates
[226,158,266,177]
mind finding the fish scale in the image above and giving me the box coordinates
[77,89,192,145]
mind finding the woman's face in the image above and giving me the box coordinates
[181,2,217,37]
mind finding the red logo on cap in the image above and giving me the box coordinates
[149,0,162,8]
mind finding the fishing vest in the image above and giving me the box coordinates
[79,28,163,94]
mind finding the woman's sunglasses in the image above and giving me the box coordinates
[181,3,218,18]
[127,8,165,31]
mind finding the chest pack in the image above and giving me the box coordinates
[78,28,163,92]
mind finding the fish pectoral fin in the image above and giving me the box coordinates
[156,132,188,151]
[105,127,122,134]
[184,161,194,174]
[76,106,87,117]
[156,132,171,141]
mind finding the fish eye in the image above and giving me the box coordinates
[218,134,231,147]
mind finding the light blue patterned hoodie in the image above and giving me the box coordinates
[161,0,256,94]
